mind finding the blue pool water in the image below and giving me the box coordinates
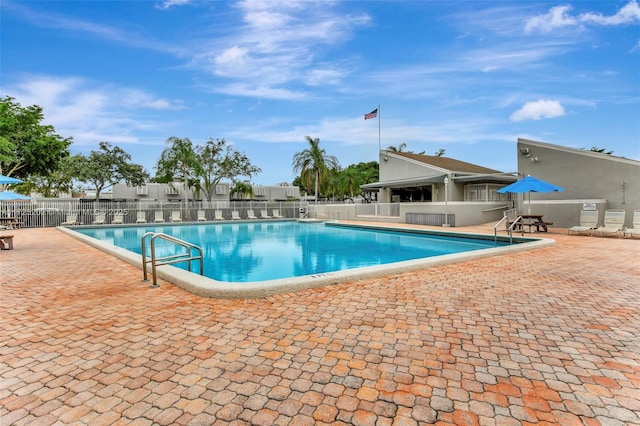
[76,222,508,283]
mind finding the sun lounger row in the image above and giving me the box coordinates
[57,209,288,226]
[568,209,639,237]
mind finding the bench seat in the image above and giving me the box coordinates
[0,235,14,250]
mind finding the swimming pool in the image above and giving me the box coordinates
[63,221,553,298]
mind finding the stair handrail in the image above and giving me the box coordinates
[141,232,204,287]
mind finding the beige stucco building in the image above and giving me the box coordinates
[516,138,640,228]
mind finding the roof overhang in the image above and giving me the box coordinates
[450,172,518,184]
[361,172,518,190]
[361,175,447,190]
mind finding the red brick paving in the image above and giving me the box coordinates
[1,225,639,425]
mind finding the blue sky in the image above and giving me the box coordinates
[2,0,639,185]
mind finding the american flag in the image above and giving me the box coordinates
[364,108,378,120]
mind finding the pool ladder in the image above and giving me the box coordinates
[141,232,204,287]
[494,214,524,244]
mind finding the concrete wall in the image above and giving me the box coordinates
[112,183,300,203]
[518,139,640,228]
[250,186,301,201]
[311,202,507,227]
[400,202,507,227]
[526,199,609,228]
[112,182,229,202]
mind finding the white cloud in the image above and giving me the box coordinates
[156,0,192,10]
[191,1,371,99]
[509,99,566,122]
[525,1,640,33]
[580,0,640,26]
[4,75,184,146]
[525,5,578,34]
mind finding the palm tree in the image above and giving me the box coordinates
[231,181,253,200]
[386,143,407,153]
[292,136,339,204]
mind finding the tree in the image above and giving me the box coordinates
[434,148,446,157]
[335,161,379,202]
[156,136,198,203]
[0,96,71,183]
[385,143,425,155]
[589,146,614,155]
[292,136,339,204]
[23,156,77,197]
[231,181,254,200]
[386,143,407,153]
[193,138,261,202]
[74,142,148,199]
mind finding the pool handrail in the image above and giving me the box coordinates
[494,214,523,244]
[141,232,204,287]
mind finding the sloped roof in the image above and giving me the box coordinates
[393,152,502,174]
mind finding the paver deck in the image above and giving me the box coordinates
[1,224,639,425]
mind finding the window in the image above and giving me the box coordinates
[464,184,509,202]
[286,188,295,197]
[165,185,179,195]
[136,186,148,195]
[215,185,227,195]
[254,187,266,196]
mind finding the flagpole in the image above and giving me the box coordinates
[377,104,381,152]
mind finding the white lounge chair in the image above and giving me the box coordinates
[112,213,125,225]
[231,210,241,220]
[272,209,283,219]
[136,211,147,223]
[594,209,625,237]
[197,210,207,221]
[214,210,225,221]
[260,209,272,219]
[92,213,106,225]
[154,211,165,223]
[568,210,599,235]
[247,210,257,220]
[61,213,78,226]
[624,210,640,238]
[170,211,182,222]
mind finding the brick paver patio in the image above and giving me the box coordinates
[1,224,639,425]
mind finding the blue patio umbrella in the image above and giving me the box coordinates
[0,174,23,185]
[0,190,31,201]
[497,175,563,214]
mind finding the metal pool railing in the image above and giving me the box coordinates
[141,232,204,288]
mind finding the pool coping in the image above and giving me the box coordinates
[57,221,555,299]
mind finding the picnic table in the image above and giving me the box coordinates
[518,214,553,232]
[0,217,23,229]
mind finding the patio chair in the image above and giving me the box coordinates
[231,210,242,220]
[214,210,225,221]
[594,209,625,237]
[246,210,257,220]
[92,213,106,225]
[567,210,599,235]
[624,210,640,238]
[260,209,272,219]
[170,211,182,222]
[136,211,147,223]
[197,210,207,221]
[272,209,283,219]
[154,211,165,223]
[112,213,125,225]
[61,213,78,226]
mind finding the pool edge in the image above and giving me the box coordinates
[57,224,555,299]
